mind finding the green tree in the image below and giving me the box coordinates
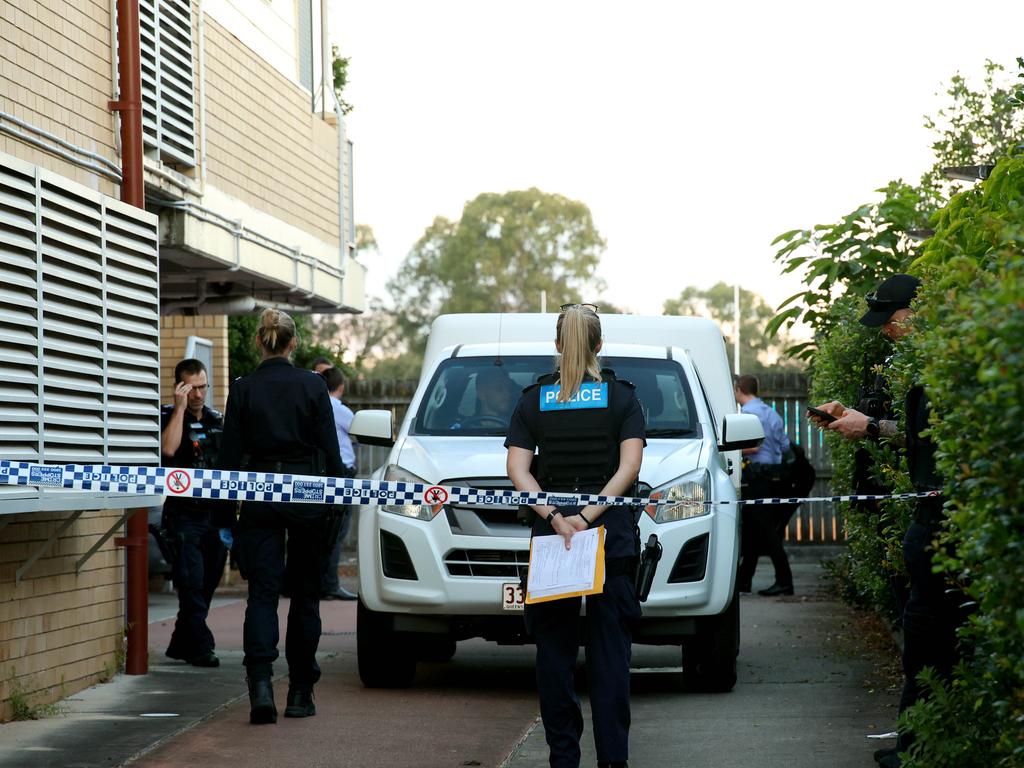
[331,45,353,115]
[227,312,348,380]
[386,188,607,365]
[663,282,799,373]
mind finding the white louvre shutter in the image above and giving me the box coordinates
[137,0,196,167]
[0,158,42,504]
[0,154,161,512]
[104,204,161,464]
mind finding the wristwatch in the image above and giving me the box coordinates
[546,510,560,524]
[865,417,880,439]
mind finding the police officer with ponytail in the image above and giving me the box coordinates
[506,303,646,768]
[217,308,345,725]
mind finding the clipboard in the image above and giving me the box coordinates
[525,526,606,605]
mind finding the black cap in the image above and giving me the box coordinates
[859,274,921,327]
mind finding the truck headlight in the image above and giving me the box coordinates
[381,465,441,521]
[645,469,711,523]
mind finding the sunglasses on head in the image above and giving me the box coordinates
[559,303,598,313]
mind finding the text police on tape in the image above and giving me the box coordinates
[220,480,277,492]
[292,480,325,503]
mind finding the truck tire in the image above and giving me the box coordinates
[681,591,739,693]
[357,600,417,688]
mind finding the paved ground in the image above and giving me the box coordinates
[0,553,902,768]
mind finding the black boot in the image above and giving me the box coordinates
[247,677,277,724]
[284,687,316,718]
[758,582,794,596]
[597,762,628,768]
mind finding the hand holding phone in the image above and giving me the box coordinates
[807,406,837,424]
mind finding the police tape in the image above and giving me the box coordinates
[0,460,939,510]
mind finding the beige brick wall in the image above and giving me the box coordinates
[0,0,119,197]
[160,315,230,414]
[0,509,126,722]
[202,15,340,246]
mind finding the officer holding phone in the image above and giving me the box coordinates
[160,358,228,668]
[809,274,964,768]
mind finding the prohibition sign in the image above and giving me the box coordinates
[167,470,191,494]
[424,486,448,505]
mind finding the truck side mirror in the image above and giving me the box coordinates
[350,409,395,447]
[719,413,765,451]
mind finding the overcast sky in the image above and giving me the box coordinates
[330,0,1022,315]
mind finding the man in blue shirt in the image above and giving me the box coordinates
[734,375,793,596]
[320,366,358,600]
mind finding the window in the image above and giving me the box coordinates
[139,0,196,167]
[297,0,314,92]
[413,356,700,439]
[0,154,161,513]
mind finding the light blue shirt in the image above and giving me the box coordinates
[331,397,356,470]
[741,397,790,465]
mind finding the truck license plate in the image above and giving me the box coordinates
[501,582,524,611]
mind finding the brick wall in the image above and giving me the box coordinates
[0,0,119,197]
[202,16,340,246]
[160,315,230,414]
[0,509,126,721]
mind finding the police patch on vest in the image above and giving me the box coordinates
[539,382,609,411]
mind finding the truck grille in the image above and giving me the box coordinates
[441,477,531,538]
[445,548,529,578]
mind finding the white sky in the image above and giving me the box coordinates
[330,0,1022,315]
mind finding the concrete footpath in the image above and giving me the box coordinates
[0,557,902,768]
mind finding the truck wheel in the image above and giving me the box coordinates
[681,591,739,693]
[357,600,417,688]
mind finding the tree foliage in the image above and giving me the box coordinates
[663,282,800,373]
[386,188,606,365]
[331,45,354,115]
[765,59,1024,765]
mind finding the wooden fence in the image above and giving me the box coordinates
[756,372,842,544]
[345,372,844,544]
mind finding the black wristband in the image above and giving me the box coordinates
[546,510,560,524]
[579,511,591,527]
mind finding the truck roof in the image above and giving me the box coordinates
[423,313,736,432]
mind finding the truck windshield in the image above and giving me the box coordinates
[412,355,701,438]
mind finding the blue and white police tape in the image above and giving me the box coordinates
[0,460,939,509]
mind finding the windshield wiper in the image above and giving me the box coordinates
[645,428,695,438]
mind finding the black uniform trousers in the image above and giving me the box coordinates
[234,500,329,688]
[525,572,640,768]
[166,513,227,659]
[737,469,792,589]
[896,515,966,750]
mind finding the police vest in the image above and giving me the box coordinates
[530,369,627,493]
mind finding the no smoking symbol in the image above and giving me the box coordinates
[424,486,448,505]
[167,470,191,494]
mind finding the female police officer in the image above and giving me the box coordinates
[217,308,345,725]
[505,303,645,768]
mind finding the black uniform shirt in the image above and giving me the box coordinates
[160,403,223,519]
[217,357,344,478]
[160,404,223,468]
[505,373,646,558]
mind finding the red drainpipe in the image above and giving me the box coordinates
[110,0,148,675]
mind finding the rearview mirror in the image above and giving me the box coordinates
[719,413,765,451]
[350,409,395,448]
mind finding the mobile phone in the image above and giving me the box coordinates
[806,406,837,424]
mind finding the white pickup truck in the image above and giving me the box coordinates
[350,313,764,691]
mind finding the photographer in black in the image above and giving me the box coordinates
[160,358,229,668]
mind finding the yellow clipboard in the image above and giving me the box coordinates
[525,525,606,605]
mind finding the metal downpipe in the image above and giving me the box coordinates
[112,0,148,676]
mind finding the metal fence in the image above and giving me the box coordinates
[345,372,843,544]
